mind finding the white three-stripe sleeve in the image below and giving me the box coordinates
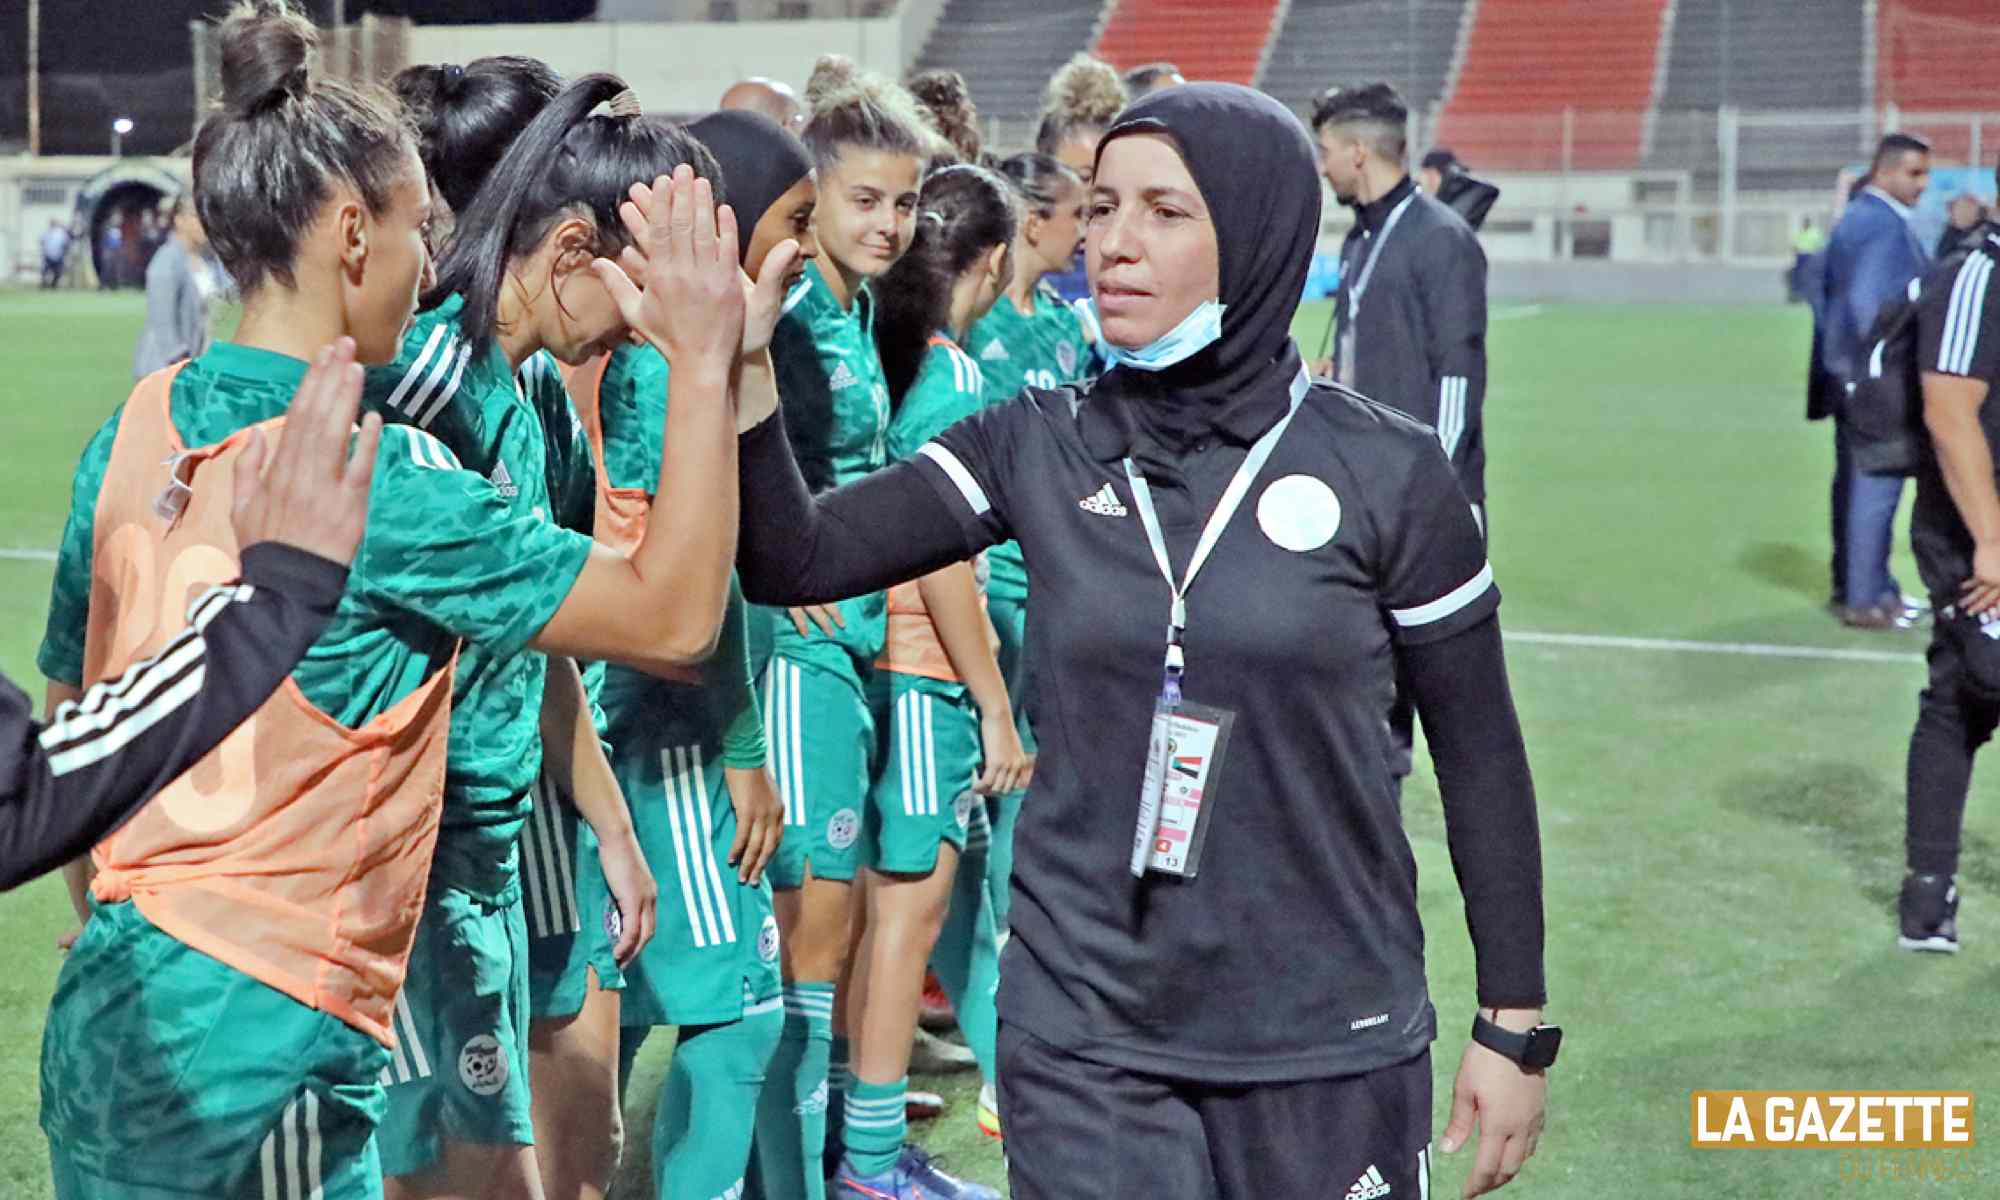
[1939,254,1994,375]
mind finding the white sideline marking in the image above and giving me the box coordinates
[0,548,56,563]
[1509,630,1921,666]
[1492,305,1546,321]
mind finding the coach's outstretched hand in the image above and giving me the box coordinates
[231,337,383,566]
[1443,1009,1548,1197]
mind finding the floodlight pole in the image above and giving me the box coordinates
[27,0,40,155]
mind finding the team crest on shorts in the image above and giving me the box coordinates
[954,790,977,829]
[758,914,781,963]
[827,808,860,851]
[603,897,624,944]
[458,1034,509,1097]
[1056,341,1078,376]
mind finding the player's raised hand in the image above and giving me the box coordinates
[591,166,745,377]
[232,337,382,566]
[741,237,803,357]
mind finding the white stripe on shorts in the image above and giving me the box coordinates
[663,746,716,948]
[689,745,737,943]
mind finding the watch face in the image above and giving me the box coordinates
[1523,1025,1563,1070]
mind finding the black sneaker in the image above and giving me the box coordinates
[1898,873,1960,953]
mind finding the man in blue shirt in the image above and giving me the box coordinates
[1821,132,1932,627]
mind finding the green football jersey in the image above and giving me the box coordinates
[363,297,584,902]
[962,283,1094,603]
[596,341,766,768]
[766,260,890,673]
[888,335,988,459]
[39,341,586,738]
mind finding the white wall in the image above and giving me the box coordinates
[406,18,904,115]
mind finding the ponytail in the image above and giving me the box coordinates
[427,73,723,358]
[872,164,1018,401]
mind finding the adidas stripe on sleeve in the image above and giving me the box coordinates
[0,544,348,890]
[1920,239,2000,384]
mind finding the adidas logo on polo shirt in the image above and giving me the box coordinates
[1078,484,1127,517]
[1345,1164,1392,1199]
[489,461,518,500]
[979,338,1010,362]
[828,362,861,391]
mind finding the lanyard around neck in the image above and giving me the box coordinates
[1346,192,1418,318]
[1121,365,1313,678]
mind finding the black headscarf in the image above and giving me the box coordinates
[687,109,816,267]
[1083,83,1321,457]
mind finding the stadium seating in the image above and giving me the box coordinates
[1876,0,2000,165]
[1258,0,1469,117]
[1091,0,1284,87]
[1433,0,1671,171]
[1647,0,1869,183]
[910,0,1112,126]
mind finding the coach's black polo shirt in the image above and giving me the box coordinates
[907,360,1499,1084]
[1912,228,2000,597]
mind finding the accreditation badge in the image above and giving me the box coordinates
[1338,327,1358,390]
[1132,699,1236,878]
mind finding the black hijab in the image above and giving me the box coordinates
[1083,83,1321,457]
[687,109,816,267]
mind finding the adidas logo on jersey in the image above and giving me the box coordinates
[1345,1165,1391,1200]
[828,362,861,391]
[1078,484,1127,518]
[488,461,519,500]
[979,338,1010,362]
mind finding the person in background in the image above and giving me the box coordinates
[40,219,69,289]
[1122,61,1184,97]
[1314,81,1489,792]
[132,196,219,379]
[1790,216,1829,304]
[98,218,124,290]
[1419,147,1502,232]
[722,76,806,136]
[1937,193,1991,259]
[907,69,982,169]
[1819,132,1933,629]
[1033,54,1127,307]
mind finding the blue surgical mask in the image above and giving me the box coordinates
[1095,298,1227,372]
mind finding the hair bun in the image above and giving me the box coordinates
[217,0,318,118]
[1043,54,1127,126]
[806,55,860,112]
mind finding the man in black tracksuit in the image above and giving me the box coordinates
[1313,82,1491,778]
[1314,83,1490,523]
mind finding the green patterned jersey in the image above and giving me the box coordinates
[889,335,987,458]
[517,349,613,745]
[766,260,890,673]
[363,296,584,902]
[596,342,766,768]
[963,283,1093,602]
[38,340,589,808]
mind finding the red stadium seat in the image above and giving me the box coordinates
[1434,0,1671,171]
[1877,0,2000,165]
[1093,0,1286,88]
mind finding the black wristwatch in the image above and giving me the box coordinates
[1471,1013,1562,1071]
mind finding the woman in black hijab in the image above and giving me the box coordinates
[719,83,1552,1200]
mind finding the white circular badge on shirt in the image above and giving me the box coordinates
[1257,475,1342,553]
